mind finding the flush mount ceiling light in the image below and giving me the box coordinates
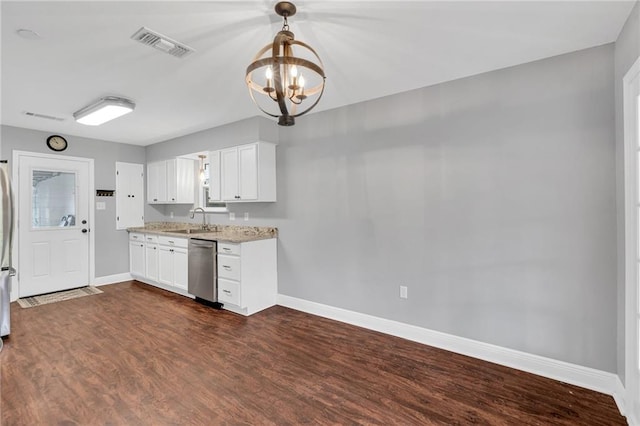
[73,96,135,126]
[246,1,326,126]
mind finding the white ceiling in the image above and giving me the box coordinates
[1,1,636,146]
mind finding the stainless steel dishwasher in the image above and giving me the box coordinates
[188,239,221,308]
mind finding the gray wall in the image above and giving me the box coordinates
[615,0,640,384]
[0,125,146,277]
[149,44,617,372]
[271,44,616,372]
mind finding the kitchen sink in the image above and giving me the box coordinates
[170,229,214,235]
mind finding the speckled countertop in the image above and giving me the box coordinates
[127,222,278,243]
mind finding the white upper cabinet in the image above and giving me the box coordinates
[147,158,195,204]
[147,161,167,203]
[208,150,222,202]
[116,162,144,230]
[219,142,276,202]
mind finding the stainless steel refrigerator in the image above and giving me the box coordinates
[1,160,15,338]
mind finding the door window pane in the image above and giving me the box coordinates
[31,170,77,228]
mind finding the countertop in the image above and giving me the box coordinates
[127,222,278,244]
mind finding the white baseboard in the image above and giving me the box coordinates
[92,273,133,286]
[614,376,626,418]
[277,294,625,416]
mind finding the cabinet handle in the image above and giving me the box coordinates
[223,265,232,270]
[223,289,231,294]
[223,248,231,252]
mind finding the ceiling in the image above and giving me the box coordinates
[1,1,636,146]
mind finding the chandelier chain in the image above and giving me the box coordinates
[282,15,289,31]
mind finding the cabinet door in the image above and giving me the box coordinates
[145,243,159,281]
[166,159,177,202]
[147,161,167,203]
[238,144,258,200]
[175,158,195,203]
[173,247,188,290]
[129,241,145,277]
[221,148,239,201]
[208,151,221,202]
[158,246,173,285]
[116,162,144,230]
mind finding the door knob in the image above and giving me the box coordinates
[82,220,87,224]
[81,229,88,233]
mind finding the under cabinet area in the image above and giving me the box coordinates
[147,158,195,204]
[217,239,278,316]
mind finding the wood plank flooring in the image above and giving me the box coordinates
[1,281,626,425]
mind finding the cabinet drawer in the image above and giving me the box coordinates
[218,242,240,256]
[144,234,159,243]
[158,236,188,248]
[218,278,240,306]
[129,232,144,242]
[217,254,240,281]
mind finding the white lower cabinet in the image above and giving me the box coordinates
[129,233,145,277]
[144,235,159,282]
[129,233,191,297]
[158,236,189,291]
[217,238,277,316]
[128,232,277,310]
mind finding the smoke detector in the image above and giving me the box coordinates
[131,27,195,59]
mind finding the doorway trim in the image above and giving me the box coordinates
[10,150,95,302]
[624,54,640,424]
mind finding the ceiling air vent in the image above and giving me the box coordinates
[131,27,195,59]
[24,111,65,121]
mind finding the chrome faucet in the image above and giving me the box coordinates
[190,207,208,230]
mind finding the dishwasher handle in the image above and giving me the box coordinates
[189,239,215,248]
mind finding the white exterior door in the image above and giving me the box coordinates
[18,154,91,297]
[625,56,640,424]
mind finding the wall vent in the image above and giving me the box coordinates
[131,27,195,59]
[24,111,65,121]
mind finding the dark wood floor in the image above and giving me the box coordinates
[1,281,626,425]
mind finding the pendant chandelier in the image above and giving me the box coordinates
[245,1,326,126]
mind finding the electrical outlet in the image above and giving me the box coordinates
[244,212,249,221]
[229,212,235,221]
[169,211,174,218]
[400,286,408,299]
